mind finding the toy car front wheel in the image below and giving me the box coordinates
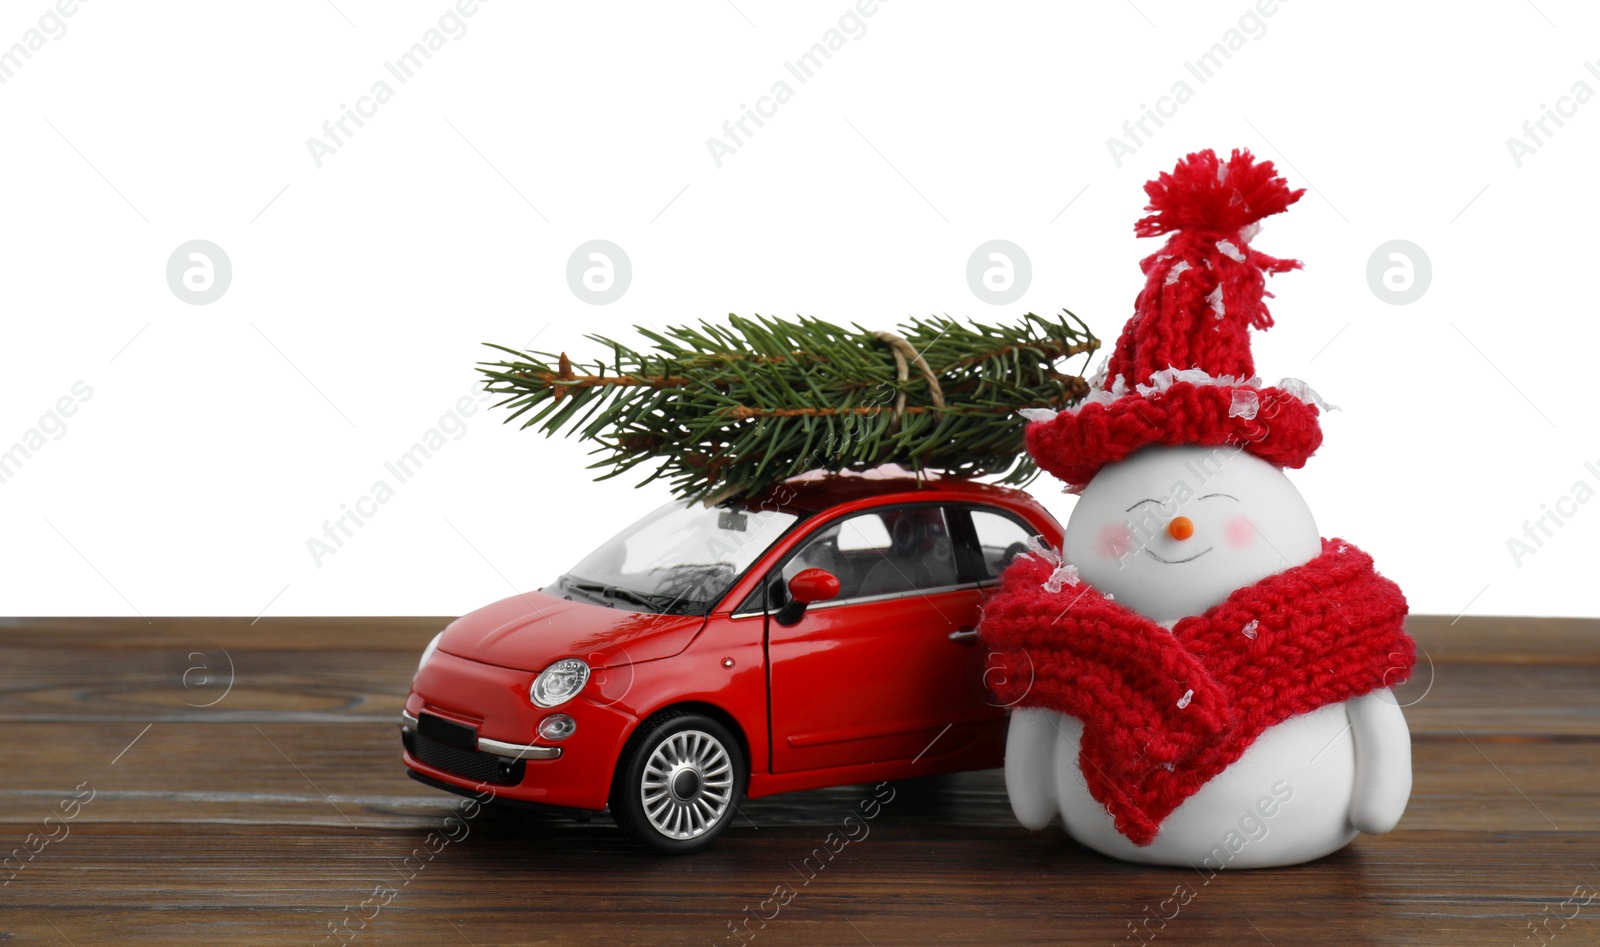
[610,711,745,854]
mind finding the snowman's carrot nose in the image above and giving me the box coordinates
[1168,516,1194,541]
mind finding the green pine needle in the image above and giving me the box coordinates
[479,311,1099,502]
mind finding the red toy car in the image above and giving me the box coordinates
[402,472,1063,852]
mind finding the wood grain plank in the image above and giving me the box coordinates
[1,727,1596,834]
[2,824,1597,946]
[1,615,1597,947]
[4,614,1596,660]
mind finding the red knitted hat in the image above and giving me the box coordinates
[1026,148,1333,491]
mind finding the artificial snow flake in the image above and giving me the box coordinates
[1043,561,1080,594]
[1241,620,1259,640]
[1277,377,1339,412]
[1216,239,1246,262]
[1075,367,1292,421]
[1206,285,1225,318]
[1020,535,1079,593]
[1177,689,1194,709]
[1023,534,1061,566]
[1018,408,1059,422]
[1228,388,1260,420]
[1164,260,1192,286]
[1076,373,1129,410]
[1086,354,1110,391]
[1137,366,1250,398]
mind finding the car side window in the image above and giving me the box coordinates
[781,505,959,601]
[968,509,1035,580]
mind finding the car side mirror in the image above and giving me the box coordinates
[788,568,840,604]
[775,568,840,626]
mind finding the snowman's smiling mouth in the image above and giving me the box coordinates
[1146,546,1214,564]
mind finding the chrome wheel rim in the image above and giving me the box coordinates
[640,729,734,840]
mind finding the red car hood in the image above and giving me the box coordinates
[437,590,707,672]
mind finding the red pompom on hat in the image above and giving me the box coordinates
[1027,148,1334,491]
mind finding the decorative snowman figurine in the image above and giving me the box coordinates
[981,149,1415,868]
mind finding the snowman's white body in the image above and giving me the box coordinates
[1005,445,1412,868]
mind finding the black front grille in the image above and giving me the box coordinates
[404,729,525,787]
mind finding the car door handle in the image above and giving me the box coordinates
[948,627,978,644]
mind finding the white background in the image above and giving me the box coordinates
[1,0,1595,618]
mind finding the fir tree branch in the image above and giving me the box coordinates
[479,311,1099,502]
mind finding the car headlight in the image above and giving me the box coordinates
[417,631,445,674]
[530,658,590,708]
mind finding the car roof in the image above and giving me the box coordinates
[738,467,1039,516]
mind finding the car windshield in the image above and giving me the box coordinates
[556,501,800,615]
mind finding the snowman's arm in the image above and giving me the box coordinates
[1346,689,1412,835]
[1004,708,1060,830]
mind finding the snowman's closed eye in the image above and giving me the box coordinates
[1123,493,1238,513]
[1124,497,1172,513]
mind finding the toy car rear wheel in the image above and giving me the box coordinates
[610,710,745,854]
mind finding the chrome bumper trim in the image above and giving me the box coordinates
[478,735,562,761]
[401,711,562,761]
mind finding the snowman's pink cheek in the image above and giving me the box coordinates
[1097,523,1135,559]
[1226,515,1256,548]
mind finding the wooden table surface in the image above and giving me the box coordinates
[1,615,1596,946]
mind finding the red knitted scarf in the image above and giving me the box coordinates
[979,538,1411,845]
